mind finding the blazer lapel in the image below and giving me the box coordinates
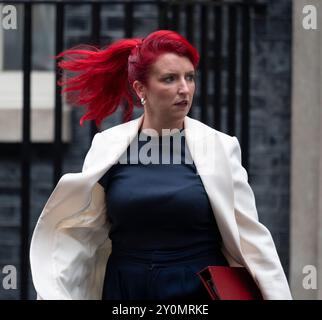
[90,114,144,170]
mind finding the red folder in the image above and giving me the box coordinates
[197,266,263,300]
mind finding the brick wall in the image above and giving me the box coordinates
[248,0,292,275]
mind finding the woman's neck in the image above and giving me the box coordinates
[140,115,184,136]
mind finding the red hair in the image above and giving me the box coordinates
[56,30,200,128]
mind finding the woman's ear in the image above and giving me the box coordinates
[132,80,145,99]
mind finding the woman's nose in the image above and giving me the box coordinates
[178,79,189,94]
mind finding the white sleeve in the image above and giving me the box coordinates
[230,136,292,300]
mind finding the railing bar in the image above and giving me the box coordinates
[120,2,135,124]
[213,6,222,131]
[20,1,32,300]
[200,3,209,124]
[227,5,237,136]
[170,2,180,32]
[124,2,134,38]
[53,2,64,185]
[185,2,194,118]
[90,2,101,138]
[240,5,251,171]
[157,1,169,29]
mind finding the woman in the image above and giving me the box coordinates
[30,30,292,300]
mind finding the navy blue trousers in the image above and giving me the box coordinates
[102,243,228,300]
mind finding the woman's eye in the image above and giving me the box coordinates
[163,75,195,83]
[164,77,174,83]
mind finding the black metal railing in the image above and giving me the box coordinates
[21,1,31,301]
[0,0,266,299]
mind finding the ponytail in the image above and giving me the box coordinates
[57,38,142,127]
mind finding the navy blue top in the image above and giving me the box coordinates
[98,128,224,251]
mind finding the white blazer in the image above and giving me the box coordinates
[29,114,292,300]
